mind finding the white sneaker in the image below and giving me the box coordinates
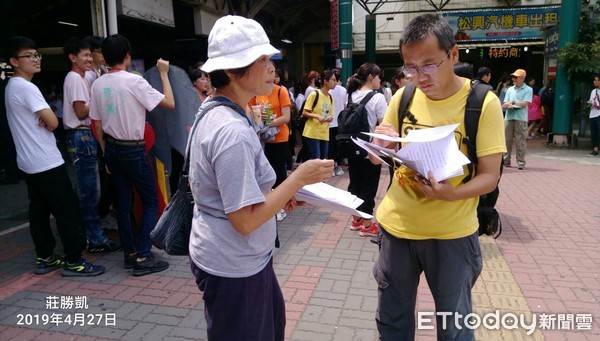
[334,167,344,176]
[276,209,287,222]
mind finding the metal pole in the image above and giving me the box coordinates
[339,0,353,86]
[552,0,581,144]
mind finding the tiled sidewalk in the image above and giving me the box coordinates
[0,138,599,340]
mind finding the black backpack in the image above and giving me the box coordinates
[398,81,502,238]
[336,91,377,159]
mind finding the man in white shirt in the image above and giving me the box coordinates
[90,34,174,276]
[63,37,121,254]
[83,35,108,87]
[5,36,104,277]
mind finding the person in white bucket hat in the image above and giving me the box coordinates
[188,16,333,341]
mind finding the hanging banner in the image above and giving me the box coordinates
[331,0,339,50]
[442,6,560,42]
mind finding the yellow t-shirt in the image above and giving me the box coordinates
[376,78,507,240]
[302,89,333,141]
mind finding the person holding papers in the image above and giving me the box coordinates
[345,63,387,237]
[187,16,333,340]
[302,70,335,160]
[368,14,506,340]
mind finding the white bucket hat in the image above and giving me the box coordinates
[201,15,279,73]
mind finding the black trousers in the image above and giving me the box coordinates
[264,142,288,188]
[348,157,382,215]
[328,126,342,164]
[24,164,85,263]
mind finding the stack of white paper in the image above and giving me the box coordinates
[295,182,373,219]
[359,123,471,182]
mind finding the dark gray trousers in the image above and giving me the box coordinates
[373,228,482,341]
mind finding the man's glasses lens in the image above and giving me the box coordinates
[402,65,438,77]
[16,53,42,62]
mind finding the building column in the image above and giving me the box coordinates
[365,14,376,63]
[90,0,108,37]
[339,0,353,86]
[106,0,118,35]
[552,0,581,144]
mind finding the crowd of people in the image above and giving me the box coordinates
[4,11,599,341]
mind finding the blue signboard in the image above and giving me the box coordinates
[443,7,560,42]
[545,25,559,56]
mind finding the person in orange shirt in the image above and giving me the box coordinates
[249,62,292,221]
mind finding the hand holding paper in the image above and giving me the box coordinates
[359,123,470,182]
[295,182,373,219]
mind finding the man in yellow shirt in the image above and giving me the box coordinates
[370,14,506,340]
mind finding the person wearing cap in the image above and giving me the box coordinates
[501,68,533,170]
[187,15,333,340]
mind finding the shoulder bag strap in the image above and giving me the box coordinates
[360,90,378,105]
[182,98,250,177]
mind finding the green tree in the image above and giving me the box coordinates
[558,3,600,82]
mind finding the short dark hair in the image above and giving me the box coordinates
[101,34,131,67]
[275,68,285,83]
[63,37,90,59]
[189,68,209,83]
[209,64,252,89]
[320,69,334,87]
[476,67,491,79]
[333,69,342,82]
[6,36,37,61]
[84,35,103,51]
[454,61,474,79]
[399,14,455,59]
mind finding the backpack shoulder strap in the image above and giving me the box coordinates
[277,86,281,102]
[462,80,491,183]
[360,90,378,105]
[397,82,417,134]
[310,89,320,111]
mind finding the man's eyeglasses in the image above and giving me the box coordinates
[401,50,451,78]
[15,53,42,62]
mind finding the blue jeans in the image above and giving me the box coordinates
[306,137,329,160]
[374,229,482,340]
[66,129,106,246]
[104,142,158,257]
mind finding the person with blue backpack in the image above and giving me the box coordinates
[368,14,506,340]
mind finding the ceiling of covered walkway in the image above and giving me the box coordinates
[1,0,535,48]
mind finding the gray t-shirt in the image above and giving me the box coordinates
[188,103,276,278]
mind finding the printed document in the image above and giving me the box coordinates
[359,123,470,182]
[295,182,373,219]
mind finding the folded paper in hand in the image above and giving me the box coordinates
[358,123,470,182]
[295,182,373,219]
